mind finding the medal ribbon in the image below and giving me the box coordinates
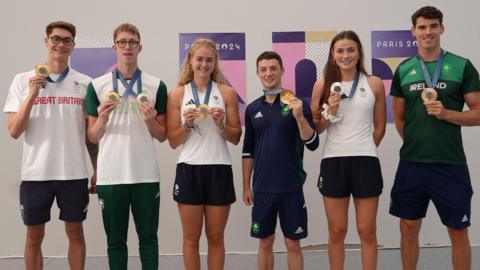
[263,88,283,95]
[191,80,213,107]
[341,72,360,99]
[418,49,445,89]
[112,68,142,98]
[46,66,69,83]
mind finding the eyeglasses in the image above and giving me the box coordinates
[49,35,75,46]
[115,39,140,49]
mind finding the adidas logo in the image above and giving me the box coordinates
[295,226,304,234]
[98,199,104,210]
[83,203,89,213]
[254,111,263,119]
[461,215,469,223]
[173,184,180,196]
[185,99,195,106]
[409,69,417,76]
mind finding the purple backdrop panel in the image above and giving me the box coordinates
[295,59,316,104]
[372,58,394,80]
[371,30,417,58]
[179,33,245,66]
[272,32,305,43]
[272,43,305,92]
[71,48,116,78]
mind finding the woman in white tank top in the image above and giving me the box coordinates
[166,38,242,270]
[311,31,387,270]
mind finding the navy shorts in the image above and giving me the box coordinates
[318,156,383,198]
[19,179,89,226]
[251,191,308,240]
[173,163,236,205]
[389,161,473,229]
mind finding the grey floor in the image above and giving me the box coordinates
[0,246,478,269]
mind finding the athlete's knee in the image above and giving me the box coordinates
[329,224,348,241]
[205,229,224,247]
[65,222,85,243]
[400,219,421,238]
[284,238,301,254]
[26,225,45,245]
[357,224,377,244]
[259,236,275,251]
[447,227,469,243]
[183,232,201,250]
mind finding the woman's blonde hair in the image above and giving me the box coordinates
[178,38,224,86]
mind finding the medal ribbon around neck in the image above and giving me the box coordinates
[112,68,142,98]
[263,88,283,96]
[418,49,445,89]
[46,66,69,83]
[341,72,360,99]
[191,80,213,107]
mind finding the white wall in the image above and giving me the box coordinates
[0,0,479,257]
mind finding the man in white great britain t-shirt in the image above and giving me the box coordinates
[4,21,97,270]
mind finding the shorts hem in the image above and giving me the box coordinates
[389,209,425,221]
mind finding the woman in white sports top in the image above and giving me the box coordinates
[166,38,242,270]
[311,31,387,270]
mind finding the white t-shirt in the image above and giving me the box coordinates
[3,68,91,181]
[87,71,166,185]
[177,81,231,165]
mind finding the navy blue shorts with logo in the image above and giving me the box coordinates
[19,179,89,226]
[389,161,473,229]
[251,191,307,240]
[173,163,236,205]
[318,156,383,198]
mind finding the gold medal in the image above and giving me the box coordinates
[35,64,49,77]
[280,89,295,104]
[104,91,121,105]
[421,88,437,102]
[330,82,345,96]
[136,93,151,104]
[198,104,209,118]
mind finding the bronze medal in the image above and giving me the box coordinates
[136,93,150,104]
[421,88,437,102]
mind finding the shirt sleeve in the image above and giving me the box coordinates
[462,60,480,94]
[85,82,100,116]
[154,80,168,113]
[3,74,25,113]
[390,67,404,97]
[301,99,319,151]
[242,105,255,159]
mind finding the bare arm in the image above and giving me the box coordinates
[392,96,406,139]
[289,98,314,140]
[368,76,387,146]
[85,126,98,194]
[425,92,480,126]
[166,86,190,149]
[215,85,242,144]
[242,158,254,206]
[7,75,46,139]
[311,79,330,134]
[86,99,117,144]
